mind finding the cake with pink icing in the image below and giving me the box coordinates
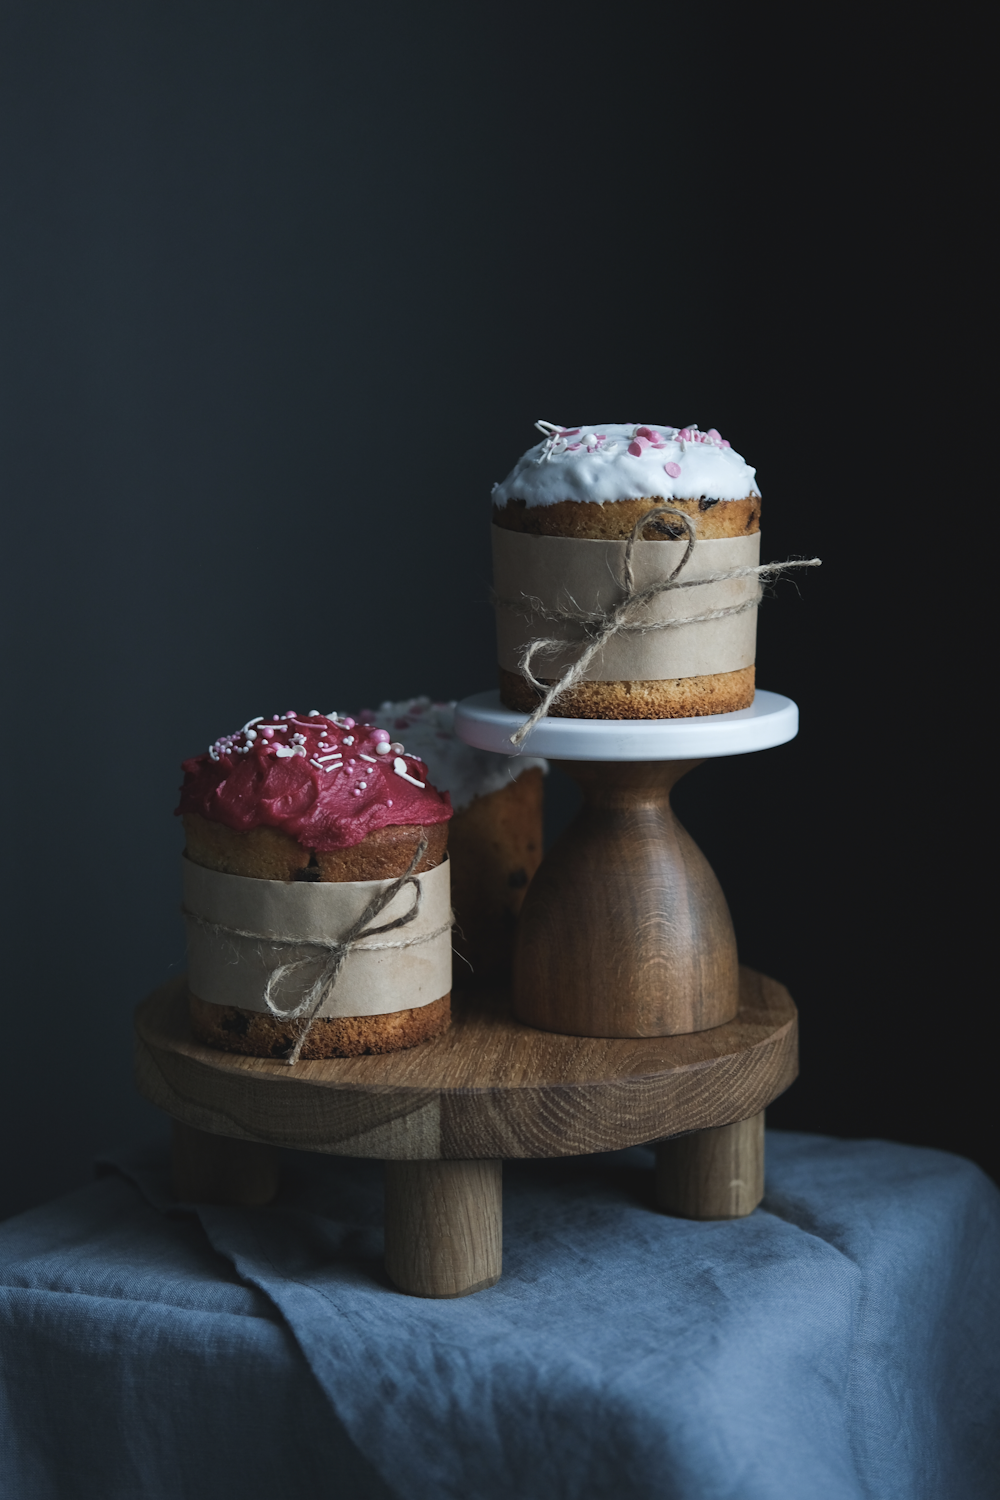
[177,709,453,1058]
[359,697,547,975]
[492,422,762,718]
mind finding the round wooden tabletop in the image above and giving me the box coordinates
[134,968,797,1161]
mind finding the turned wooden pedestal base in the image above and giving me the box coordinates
[139,969,795,1297]
[514,758,739,1038]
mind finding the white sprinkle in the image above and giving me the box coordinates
[241,717,264,731]
[375,742,391,755]
[393,757,425,788]
[309,758,324,769]
[316,753,342,763]
[358,753,376,762]
[343,736,354,746]
[308,710,320,716]
[359,782,367,789]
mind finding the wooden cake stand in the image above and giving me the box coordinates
[134,691,799,1299]
[135,968,796,1297]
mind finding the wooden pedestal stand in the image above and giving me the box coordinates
[135,690,799,1299]
[135,967,796,1296]
[456,689,798,1039]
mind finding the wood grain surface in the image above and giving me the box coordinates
[513,760,740,1037]
[134,967,796,1160]
[655,1111,765,1220]
[384,1159,502,1297]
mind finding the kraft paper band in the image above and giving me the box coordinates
[492,527,760,682]
[182,855,452,1018]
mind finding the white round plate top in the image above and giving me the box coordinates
[454,689,798,761]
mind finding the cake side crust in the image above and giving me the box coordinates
[493,495,761,540]
[182,813,448,882]
[499,665,756,719]
[188,990,451,1059]
[449,767,544,976]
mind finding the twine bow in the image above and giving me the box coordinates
[500,505,821,746]
[183,835,452,1065]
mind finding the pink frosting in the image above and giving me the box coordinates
[176,710,452,850]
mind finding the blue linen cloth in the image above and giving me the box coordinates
[2,1132,998,1500]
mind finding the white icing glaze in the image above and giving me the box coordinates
[492,422,759,508]
[360,697,546,813]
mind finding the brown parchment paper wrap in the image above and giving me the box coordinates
[493,527,761,682]
[182,855,452,1018]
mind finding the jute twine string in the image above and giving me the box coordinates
[496,505,821,747]
[182,834,452,1066]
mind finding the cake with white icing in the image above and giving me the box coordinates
[492,422,762,718]
[359,698,547,975]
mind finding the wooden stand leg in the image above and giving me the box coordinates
[384,1159,502,1298]
[655,1112,765,1220]
[170,1120,279,1206]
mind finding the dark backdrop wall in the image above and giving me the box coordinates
[1,2,984,1219]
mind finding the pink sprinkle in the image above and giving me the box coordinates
[261,727,274,739]
[566,443,582,451]
[664,462,682,478]
[636,427,661,442]
[372,729,390,743]
[559,427,580,436]
[707,428,721,441]
[628,438,650,457]
[386,799,393,807]
[721,439,731,448]
[341,717,355,729]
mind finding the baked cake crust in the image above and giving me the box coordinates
[183,813,448,883]
[498,665,756,719]
[493,494,760,541]
[188,990,451,1060]
[449,766,543,975]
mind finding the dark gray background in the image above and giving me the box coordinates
[1,2,983,1220]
